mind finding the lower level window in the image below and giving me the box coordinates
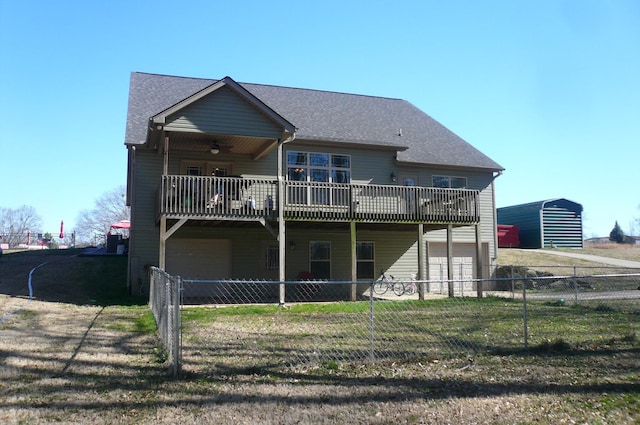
[309,241,331,279]
[356,242,375,279]
[265,245,279,270]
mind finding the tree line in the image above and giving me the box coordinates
[609,220,637,244]
[1,185,129,248]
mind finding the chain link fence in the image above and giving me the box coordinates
[148,267,181,377]
[150,267,640,377]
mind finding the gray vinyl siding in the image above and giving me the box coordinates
[128,149,163,287]
[166,226,275,278]
[418,171,496,249]
[280,228,419,281]
[128,144,499,287]
[165,85,283,139]
[167,150,279,177]
[284,143,396,186]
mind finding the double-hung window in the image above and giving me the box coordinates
[265,245,279,271]
[309,241,331,279]
[356,242,375,280]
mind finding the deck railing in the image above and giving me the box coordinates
[158,175,479,224]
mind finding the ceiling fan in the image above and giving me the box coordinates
[209,142,232,155]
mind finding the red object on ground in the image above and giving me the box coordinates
[59,220,64,239]
[111,220,131,229]
[497,224,520,248]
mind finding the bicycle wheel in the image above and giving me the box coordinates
[405,282,416,295]
[392,281,405,296]
[373,280,388,295]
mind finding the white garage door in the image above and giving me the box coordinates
[428,243,475,294]
[166,238,231,280]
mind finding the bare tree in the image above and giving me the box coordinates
[0,205,43,247]
[75,185,129,243]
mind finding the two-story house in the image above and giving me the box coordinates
[124,72,503,301]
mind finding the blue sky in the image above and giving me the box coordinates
[1,0,639,239]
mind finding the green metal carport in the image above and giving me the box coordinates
[497,198,583,249]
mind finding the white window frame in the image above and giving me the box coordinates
[265,245,279,271]
[432,175,468,189]
[180,160,232,176]
[356,241,375,280]
[286,151,351,206]
[309,241,331,279]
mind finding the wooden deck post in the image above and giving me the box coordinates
[447,224,454,297]
[476,223,483,298]
[277,139,286,305]
[350,221,357,301]
[417,223,425,300]
[159,135,169,271]
[159,216,166,270]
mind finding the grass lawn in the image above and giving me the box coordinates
[0,248,638,424]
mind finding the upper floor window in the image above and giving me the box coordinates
[432,175,467,189]
[287,152,351,184]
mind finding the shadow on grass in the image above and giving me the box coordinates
[1,304,638,418]
[0,249,146,306]
[2,347,639,414]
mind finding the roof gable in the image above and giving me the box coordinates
[125,72,503,171]
[162,84,287,139]
[152,77,295,137]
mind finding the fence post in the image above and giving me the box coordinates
[522,274,528,350]
[510,266,515,300]
[149,268,156,313]
[573,266,579,305]
[369,281,375,363]
[172,276,182,378]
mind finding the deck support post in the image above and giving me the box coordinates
[159,216,167,270]
[277,139,286,305]
[159,135,169,271]
[447,224,454,297]
[162,135,169,174]
[475,223,483,298]
[350,221,357,301]
[417,223,425,300]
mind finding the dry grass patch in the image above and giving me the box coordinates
[1,249,639,424]
[581,243,640,262]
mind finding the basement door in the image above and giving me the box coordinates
[166,238,231,280]
[428,243,475,294]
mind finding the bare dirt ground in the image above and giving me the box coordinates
[1,250,639,424]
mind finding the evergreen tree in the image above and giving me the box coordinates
[609,221,625,243]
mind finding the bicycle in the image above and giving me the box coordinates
[404,272,417,295]
[373,270,404,296]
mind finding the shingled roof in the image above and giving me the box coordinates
[125,72,503,171]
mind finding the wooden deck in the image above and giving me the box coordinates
[157,175,480,224]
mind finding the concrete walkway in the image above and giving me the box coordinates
[533,249,640,268]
